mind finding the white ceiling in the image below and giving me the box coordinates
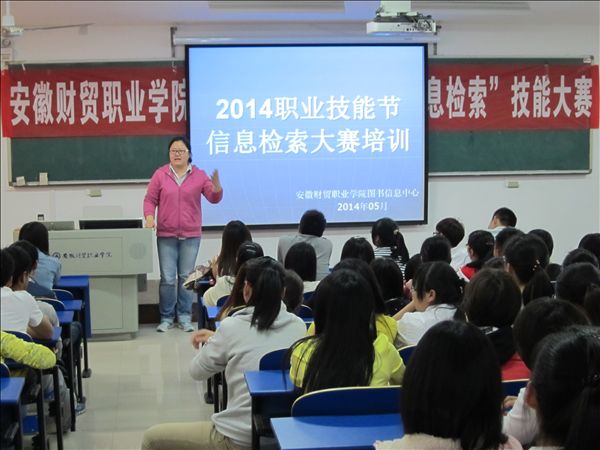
[2,0,598,28]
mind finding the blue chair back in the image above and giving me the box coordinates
[38,298,66,311]
[294,304,313,319]
[216,295,229,307]
[52,289,74,301]
[259,348,291,371]
[302,291,314,304]
[502,379,528,397]
[398,345,416,365]
[0,362,10,377]
[292,386,402,416]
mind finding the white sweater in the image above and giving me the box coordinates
[189,303,306,446]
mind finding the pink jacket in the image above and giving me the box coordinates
[143,164,223,238]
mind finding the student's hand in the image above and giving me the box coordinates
[503,395,517,413]
[191,329,215,349]
[210,256,219,279]
[211,169,222,192]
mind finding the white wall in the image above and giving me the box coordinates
[1,18,599,279]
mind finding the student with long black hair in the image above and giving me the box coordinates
[504,234,553,305]
[143,257,306,449]
[459,230,494,281]
[290,269,404,393]
[371,217,410,277]
[525,327,600,450]
[375,321,521,450]
[555,262,600,326]
[394,261,465,346]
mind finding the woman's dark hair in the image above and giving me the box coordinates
[435,218,465,248]
[11,240,39,267]
[403,254,422,282]
[370,257,404,301]
[556,262,600,325]
[412,261,464,307]
[420,235,452,264]
[371,218,409,262]
[494,227,524,257]
[461,268,522,328]
[298,210,326,237]
[283,269,304,313]
[465,230,494,271]
[217,220,252,277]
[340,237,375,264]
[529,229,554,256]
[293,269,376,392]
[483,256,505,270]
[284,242,317,282]
[5,245,33,284]
[513,297,590,368]
[1,249,15,287]
[504,234,553,305]
[333,258,386,314]
[530,327,600,450]
[401,320,508,450]
[563,248,599,268]
[216,242,264,322]
[18,221,50,255]
[578,233,600,263]
[168,136,192,163]
[244,257,286,331]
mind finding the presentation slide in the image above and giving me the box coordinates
[187,44,427,227]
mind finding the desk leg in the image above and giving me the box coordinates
[51,367,63,450]
[251,398,258,450]
[81,299,92,378]
[35,369,48,450]
[13,397,24,450]
[64,324,76,432]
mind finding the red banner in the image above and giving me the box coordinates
[1,62,598,138]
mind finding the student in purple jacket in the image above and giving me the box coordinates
[144,136,223,333]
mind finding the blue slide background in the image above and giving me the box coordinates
[187,45,426,226]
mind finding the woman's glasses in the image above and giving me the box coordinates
[170,149,188,155]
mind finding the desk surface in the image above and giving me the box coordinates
[33,326,62,346]
[56,310,74,324]
[0,377,26,404]
[245,370,295,396]
[61,300,83,311]
[271,413,404,450]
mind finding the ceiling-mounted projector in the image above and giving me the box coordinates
[367,0,438,37]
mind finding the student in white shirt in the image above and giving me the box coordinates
[488,207,518,238]
[393,261,464,346]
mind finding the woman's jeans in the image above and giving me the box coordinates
[157,237,200,324]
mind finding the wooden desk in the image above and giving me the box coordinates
[55,275,91,378]
[271,413,404,450]
[0,377,26,450]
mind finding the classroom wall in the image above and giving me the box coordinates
[1,17,599,280]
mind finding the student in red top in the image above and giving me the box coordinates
[459,230,494,281]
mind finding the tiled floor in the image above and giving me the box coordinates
[26,324,214,450]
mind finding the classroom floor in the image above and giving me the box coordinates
[25,324,214,450]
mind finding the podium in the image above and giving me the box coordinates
[48,228,153,337]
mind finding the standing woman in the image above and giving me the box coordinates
[144,136,223,332]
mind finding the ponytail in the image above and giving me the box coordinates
[391,228,410,263]
[244,257,286,331]
[522,262,554,305]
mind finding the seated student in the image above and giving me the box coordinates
[290,269,404,392]
[562,247,599,267]
[555,262,600,326]
[504,234,553,305]
[503,298,589,447]
[525,327,599,450]
[435,217,468,270]
[340,236,375,264]
[371,217,410,277]
[393,261,464,346]
[375,321,522,450]
[11,240,57,299]
[143,257,306,450]
[488,207,518,238]
[403,253,422,283]
[214,242,264,321]
[282,269,304,314]
[0,248,53,340]
[284,242,319,295]
[578,232,600,263]
[18,221,61,290]
[459,230,495,281]
[307,259,398,345]
[277,210,333,281]
[420,235,452,264]
[1,330,56,369]
[459,269,527,380]
[370,257,408,315]
[204,221,252,306]
[528,229,561,281]
[494,227,524,257]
